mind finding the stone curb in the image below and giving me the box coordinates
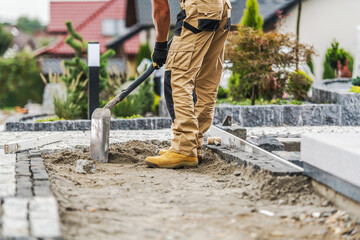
[6,117,173,132]
[213,104,344,127]
[312,79,360,126]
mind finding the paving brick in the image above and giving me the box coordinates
[2,198,29,237]
[29,197,61,238]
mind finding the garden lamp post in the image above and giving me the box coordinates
[88,42,100,119]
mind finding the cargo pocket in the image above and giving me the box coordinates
[197,3,222,31]
[167,41,195,71]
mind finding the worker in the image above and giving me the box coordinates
[146,0,232,168]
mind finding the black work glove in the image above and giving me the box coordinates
[152,41,168,70]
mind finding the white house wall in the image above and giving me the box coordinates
[277,0,360,79]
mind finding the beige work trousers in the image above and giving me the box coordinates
[164,0,231,157]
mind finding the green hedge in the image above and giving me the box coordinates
[0,52,43,108]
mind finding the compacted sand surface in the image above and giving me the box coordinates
[44,140,360,240]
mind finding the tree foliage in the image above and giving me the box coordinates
[226,26,314,104]
[240,0,263,30]
[16,17,44,34]
[0,24,13,56]
[0,52,43,107]
[135,42,152,67]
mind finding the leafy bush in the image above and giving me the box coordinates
[110,78,155,118]
[226,26,314,104]
[217,86,229,99]
[110,95,142,118]
[240,0,263,30]
[0,52,43,108]
[352,76,360,86]
[322,60,336,79]
[135,42,152,67]
[61,21,115,118]
[306,55,314,74]
[0,24,13,56]
[323,40,353,78]
[349,86,360,93]
[53,73,87,120]
[287,70,313,100]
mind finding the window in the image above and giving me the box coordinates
[102,19,128,36]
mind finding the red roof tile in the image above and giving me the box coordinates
[42,0,138,56]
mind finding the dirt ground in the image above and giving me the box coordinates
[44,140,360,240]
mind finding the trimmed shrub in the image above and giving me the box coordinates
[287,70,313,100]
[323,40,353,78]
[240,0,263,30]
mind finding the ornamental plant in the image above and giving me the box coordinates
[226,26,314,105]
[323,40,353,79]
[287,70,313,100]
[57,21,115,119]
[240,0,263,30]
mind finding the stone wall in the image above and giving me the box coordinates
[312,80,360,126]
[213,104,342,127]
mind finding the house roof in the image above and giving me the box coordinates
[108,0,179,49]
[37,0,139,56]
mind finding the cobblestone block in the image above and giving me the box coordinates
[29,150,41,157]
[34,122,44,131]
[110,120,118,130]
[23,122,34,131]
[263,105,283,126]
[118,119,136,130]
[136,118,151,130]
[75,120,91,131]
[5,122,16,131]
[54,120,66,131]
[2,218,29,237]
[29,197,61,238]
[0,183,16,197]
[65,120,76,131]
[34,185,51,196]
[241,106,265,127]
[33,172,49,181]
[76,160,96,174]
[321,105,341,125]
[283,105,302,126]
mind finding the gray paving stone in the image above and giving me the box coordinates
[2,198,29,237]
[29,197,61,238]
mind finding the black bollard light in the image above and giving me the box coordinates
[88,42,100,119]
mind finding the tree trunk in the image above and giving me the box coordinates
[251,85,256,105]
[295,0,302,69]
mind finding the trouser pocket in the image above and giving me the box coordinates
[166,41,195,71]
[197,2,222,31]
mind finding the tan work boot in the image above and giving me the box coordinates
[158,149,201,156]
[146,151,198,168]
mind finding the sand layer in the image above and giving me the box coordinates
[44,140,360,240]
